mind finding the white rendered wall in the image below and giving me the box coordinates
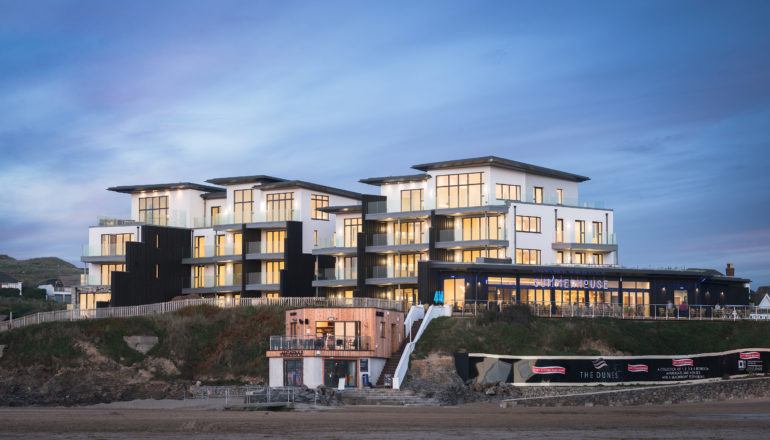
[365,358,387,387]
[269,358,283,387]
[378,180,431,212]
[129,188,207,227]
[303,357,324,388]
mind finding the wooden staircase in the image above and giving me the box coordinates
[376,319,422,387]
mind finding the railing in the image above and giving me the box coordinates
[246,241,284,254]
[0,297,405,333]
[441,300,770,321]
[98,210,188,228]
[269,335,372,351]
[98,217,141,227]
[247,272,279,285]
[366,201,388,214]
[392,304,452,389]
[81,244,127,257]
[313,235,352,249]
[213,209,300,225]
[190,273,242,288]
[560,233,617,246]
[438,228,506,242]
[403,305,425,341]
[368,266,418,279]
[514,193,606,209]
[191,243,239,258]
[370,232,428,246]
[317,267,357,281]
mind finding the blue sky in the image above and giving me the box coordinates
[0,1,768,286]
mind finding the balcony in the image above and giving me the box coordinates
[245,241,285,260]
[269,335,372,352]
[182,273,243,294]
[365,265,418,285]
[312,236,357,256]
[366,231,429,253]
[182,244,241,264]
[365,200,434,221]
[552,233,618,253]
[211,209,301,230]
[245,272,280,291]
[97,209,189,228]
[312,267,358,288]
[435,228,508,249]
[81,244,127,263]
[493,193,607,209]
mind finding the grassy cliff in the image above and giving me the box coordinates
[0,305,286,405]
[414,307,770,358]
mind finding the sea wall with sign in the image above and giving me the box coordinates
[455,348,770,385]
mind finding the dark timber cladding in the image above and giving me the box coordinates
[418,261,751,306]
[111,225,191,306]
[281,221,314,296]
[360,194,386,298]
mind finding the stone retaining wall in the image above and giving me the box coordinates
[501,376,770,407]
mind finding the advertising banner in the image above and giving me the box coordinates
[455,348,770,385]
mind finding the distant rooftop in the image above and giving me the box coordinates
[107,183,225,194]
[258,180,366,200]
[205,175,286,186]
[359,174,431,186]
[0,271,19,284]
[411,155,590,182]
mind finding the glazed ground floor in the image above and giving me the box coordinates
[268,356,386,389]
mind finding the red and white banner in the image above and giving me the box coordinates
[531,365,566,375]
[739,352,761,360]
[672,358,694,367]
[627,364,649,373]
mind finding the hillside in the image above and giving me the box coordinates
[0,255,81,286]
[0,305,285,406]
[414,308,770,358]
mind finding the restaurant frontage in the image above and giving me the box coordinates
[418,261,752,315]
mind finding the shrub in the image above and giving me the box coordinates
[476,304,533,326]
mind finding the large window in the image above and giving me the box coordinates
[193,265,205,288]
[389,253,423,277]
[594,253,604,265]
[265,230,286,253]
[575,220,586,243]
[233,232,242,254]
[343,218,362,247]
[100,264,125,285]
[193,236,205,258]
[459,248,506,263]
[515,215,541,233]
[401,189,424,212]
[215,235,226,256]
[533,187,543,204]
[574,251,585,264]
[265,261,285,284]
[394,221,426,245]
[210,206,221,224]
[284,359,303,387]
[216,263,227,286]
[443,278,466,306]
[100,233,133,256]
[515,248,541,265]
[436,172,483,209]
[138,196,168,225]
[556,251,564,264]
[266,192,294,221]
[495,183,521,201]
[338,256,357,279]
[234,189,253,223]
[592,221,604,244]
[461,215,502,240]
[311,194,329,220]
[556,218,564,243]
[556,188,563,205]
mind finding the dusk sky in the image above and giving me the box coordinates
[0,1,768,286]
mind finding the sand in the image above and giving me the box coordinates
[0,399,769,439]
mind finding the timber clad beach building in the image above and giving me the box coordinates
[79,155,751,313]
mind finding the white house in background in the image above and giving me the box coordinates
[758,294,770,309]
[0,272,22,295]
[37,275,79,304]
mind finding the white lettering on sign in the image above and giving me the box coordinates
[533,276,609,290]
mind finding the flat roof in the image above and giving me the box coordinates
[426,261,751,283]
[359,174,431,186]
[200,191,227,200]
[107,182,225,194]
[205,175,286,185]
[411,155,590,182]
[257,180,366,200]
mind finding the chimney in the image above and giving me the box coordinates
[726,263,735,277]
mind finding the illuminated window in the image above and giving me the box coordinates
[215,235,226,256]
[266,192,294,221]
[234,189,253,223]
[210,206,221,225]
[495,183,521,201]
[460,248,505,262]
[401,189,423,212]
[388,253,424,277]
[592,221,603,244]
[575,220,586,243]
[533,187,543,204]
[216,264,226,286]
[138,196,168,225]
[556,188,563,205]
[436,172,483,208]
[193,265,205,287]
[515,215,541,233]
[394,221,426,245]
[461,215,502,240]
[443,278,466,306]
[100,233,133,256]
[265,261,285,284]
[311,194,329,220]
[233,232,242,254]
[343,218,362,247]
[574,252,585,264]
[515,248,541,265]
[556,218,564,243]
[265,230,286,253]
[193,236,205,258]
[100,264,125,285]
[594,253,604,265]
[556,251,564,264]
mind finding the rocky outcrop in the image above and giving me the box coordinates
[123,336,159,354]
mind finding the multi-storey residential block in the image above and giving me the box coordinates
[80,156,750,310]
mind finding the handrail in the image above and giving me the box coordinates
[392,304,451,389]
[0,297,405,333]
[403,305,425,341]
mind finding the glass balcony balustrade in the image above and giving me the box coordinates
[190,272,242,288]
[98,209,188,228]
[202,208,301,226]
[438,227,507,242]
[370,230,428,246]
[247,272,281,285]
[82,244,128,257]
[191,243,238,258]
[269,335,371,351]
[317,267,357,281]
